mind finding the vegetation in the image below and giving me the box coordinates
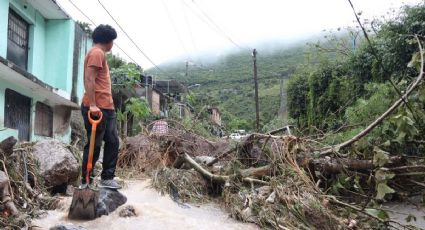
[146,4,425,223]
[287,3,425,154]
[148,45,306,132]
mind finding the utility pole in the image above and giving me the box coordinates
[252,49,260,132]
[278,77,286,118]
[185,60,189,78]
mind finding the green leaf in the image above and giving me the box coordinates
[376,182,395,200]
[375,169,395,183]
[382,140,391,147]
[394,131,406,144]
[365,208,389,220]
[373,146,390,167]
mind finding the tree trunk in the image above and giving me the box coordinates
[182,153,268,185]
[314,156,405,174]
[123,113,128,138]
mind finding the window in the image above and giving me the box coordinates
[5,89,31,141]
[7,9,29,70]
[35,102,53,137]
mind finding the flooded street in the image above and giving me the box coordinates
[32,180,258,230]
[384,201,425,229]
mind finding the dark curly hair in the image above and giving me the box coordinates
[92,24,117,44]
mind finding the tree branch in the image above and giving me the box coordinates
[182,153,268,185]
[320,35,424,156]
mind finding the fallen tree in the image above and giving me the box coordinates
[319,35,424,156]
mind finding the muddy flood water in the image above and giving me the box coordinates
[385,201,425,229]
[31,180,258,230]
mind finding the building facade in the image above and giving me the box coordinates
[0,0,91,143]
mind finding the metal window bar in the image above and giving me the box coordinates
[7,9,29,69]
[8,11,28,47]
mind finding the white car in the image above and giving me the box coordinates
[229,133,242,140]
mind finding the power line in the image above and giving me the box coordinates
[68,0,140,65]
[180,0,198,56]
[189,0,248,50]
[161,0,191,60]
[97,0,163,72]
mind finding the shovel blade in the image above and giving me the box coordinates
[68,187,99,220]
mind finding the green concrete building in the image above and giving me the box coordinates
[0,0,91,143]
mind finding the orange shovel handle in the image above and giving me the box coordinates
[86,111,103,184]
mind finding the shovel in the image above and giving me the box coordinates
[68,111,103,220]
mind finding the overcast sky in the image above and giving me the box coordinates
[56,0,422,69]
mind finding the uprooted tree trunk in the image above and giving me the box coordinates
[182,153,269,185]
[314,156,406,174]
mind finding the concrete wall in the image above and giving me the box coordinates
[0,0,8,57]
[74,25,92,104]
[44,19,75,92]
[0,80,72,142]
[1,0,80,94]
[0,0,91,143]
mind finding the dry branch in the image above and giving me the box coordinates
[320,35,425,156]
[182,153,268,185]
[206,146,237,167]
[240,165,272,178]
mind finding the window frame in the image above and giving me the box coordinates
[35,102,53,137]
[7,8,29,70]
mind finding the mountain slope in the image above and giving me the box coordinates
[148,44,307,130]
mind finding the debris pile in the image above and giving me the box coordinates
[0,137,68,229]
[119,121,422,229]
[152,168,209,203]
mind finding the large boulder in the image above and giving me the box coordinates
[32,139,79,188]
[96,188,127,217]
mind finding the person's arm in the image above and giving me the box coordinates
[84,66,101,116]
[85,50,104,116]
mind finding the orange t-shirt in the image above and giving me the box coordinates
[82,47,114,110]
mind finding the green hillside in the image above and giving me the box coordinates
[147,44,307,131]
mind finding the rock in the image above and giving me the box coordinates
[65,185,74,196]
[32,139,79,188]
[194,156,216,165]
[50,224,87,230]
[0,136,17,155]
[96,188,127,217]
[119,205,137,217]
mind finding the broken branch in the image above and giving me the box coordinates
[182,153,268,185]
[320,35,425,156]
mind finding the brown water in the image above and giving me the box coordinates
[32,180,258,230]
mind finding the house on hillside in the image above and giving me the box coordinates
[208,107,221,126]
[155,79,190,118]
[139,78,190,118]
[0,0,91,143]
